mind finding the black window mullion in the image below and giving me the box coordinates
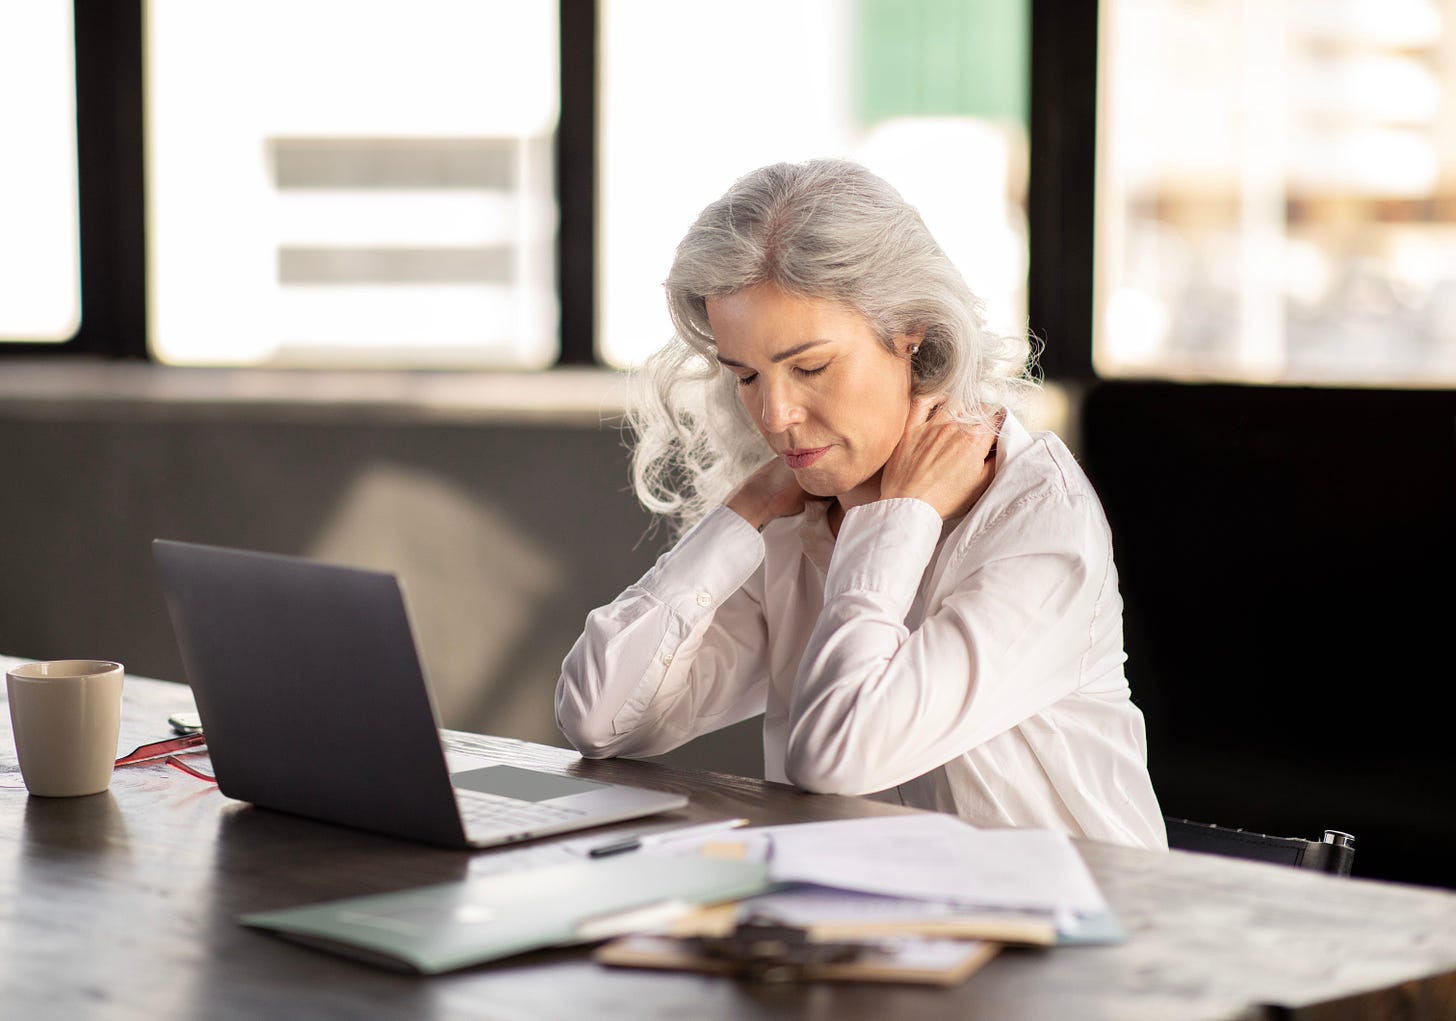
[1027,0,1098,380]
[555,0,597,366]
[70,0,147,359]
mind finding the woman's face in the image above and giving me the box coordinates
[706,282,917,501]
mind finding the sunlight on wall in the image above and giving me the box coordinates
[307,463,564,741]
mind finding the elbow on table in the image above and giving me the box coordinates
[554,705,619,760]
[783,732,879,796]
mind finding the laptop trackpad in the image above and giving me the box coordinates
[451,765,609,803]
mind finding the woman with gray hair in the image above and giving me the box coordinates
[557,159,1165,850]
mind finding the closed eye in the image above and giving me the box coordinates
[733,363,827,387]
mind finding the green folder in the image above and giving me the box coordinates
[239,854,772,975]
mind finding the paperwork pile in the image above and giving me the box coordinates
[594,814,1120,984]
[643,813,1122,945]
[237,813,1119,981]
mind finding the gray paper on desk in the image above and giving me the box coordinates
[239,854,771,974]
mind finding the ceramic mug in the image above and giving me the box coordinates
[6,660,124,797]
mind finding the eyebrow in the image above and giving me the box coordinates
[715,339,830,369]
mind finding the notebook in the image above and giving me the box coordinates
[151,538,687,850]
[240,853,772,974]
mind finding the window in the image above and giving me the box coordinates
[598,0,1030,368]
[0,0,81,343]
[146,0,558,368]
[1096,0,1456,385]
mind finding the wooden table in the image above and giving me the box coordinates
[3,667,1455,1020]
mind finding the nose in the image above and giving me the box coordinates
[757,377,806,434]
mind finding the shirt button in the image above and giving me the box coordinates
[661,653,673,666]
[696,592,712,607]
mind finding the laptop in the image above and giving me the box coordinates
[151,538,687,850]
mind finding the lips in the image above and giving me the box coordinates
[783,447,830,469]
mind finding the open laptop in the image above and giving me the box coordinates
[151,538,687,850]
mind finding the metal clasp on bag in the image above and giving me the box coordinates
[691,915,864,983]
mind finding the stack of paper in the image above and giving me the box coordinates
[643,814,1123,946]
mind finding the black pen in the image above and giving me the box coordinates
[588,817,750,858]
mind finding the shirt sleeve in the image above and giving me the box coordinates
[556,504,772,759]
[784,494,1106,795]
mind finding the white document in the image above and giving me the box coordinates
[745,884,973,923]
[752,814,1108,915]
[738,884,1051,926]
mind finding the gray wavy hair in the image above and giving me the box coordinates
[628,157,1041,533]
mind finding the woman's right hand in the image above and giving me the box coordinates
[726,458,811,530]
[879,396,1000,519]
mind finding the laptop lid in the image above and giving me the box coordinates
[151,539,685,849]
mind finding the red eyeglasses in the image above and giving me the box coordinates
[114,732,216,782]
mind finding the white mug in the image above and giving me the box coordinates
[6,660,125,797]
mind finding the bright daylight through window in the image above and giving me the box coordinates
[1097,0,1456,385]
[599,0,1031,369]
[0,0,80,343]
[146,0,558,368]
[126,1,1029,371]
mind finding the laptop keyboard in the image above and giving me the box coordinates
[455,787,588,837]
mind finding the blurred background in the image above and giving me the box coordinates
[2,0,1452,890]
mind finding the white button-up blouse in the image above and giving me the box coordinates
[556,411,1167,850]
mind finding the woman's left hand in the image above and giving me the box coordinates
[879,396,1000,519]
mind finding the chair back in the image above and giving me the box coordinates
[1164,816,1356,876]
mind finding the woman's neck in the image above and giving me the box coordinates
[829,471,883,537]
